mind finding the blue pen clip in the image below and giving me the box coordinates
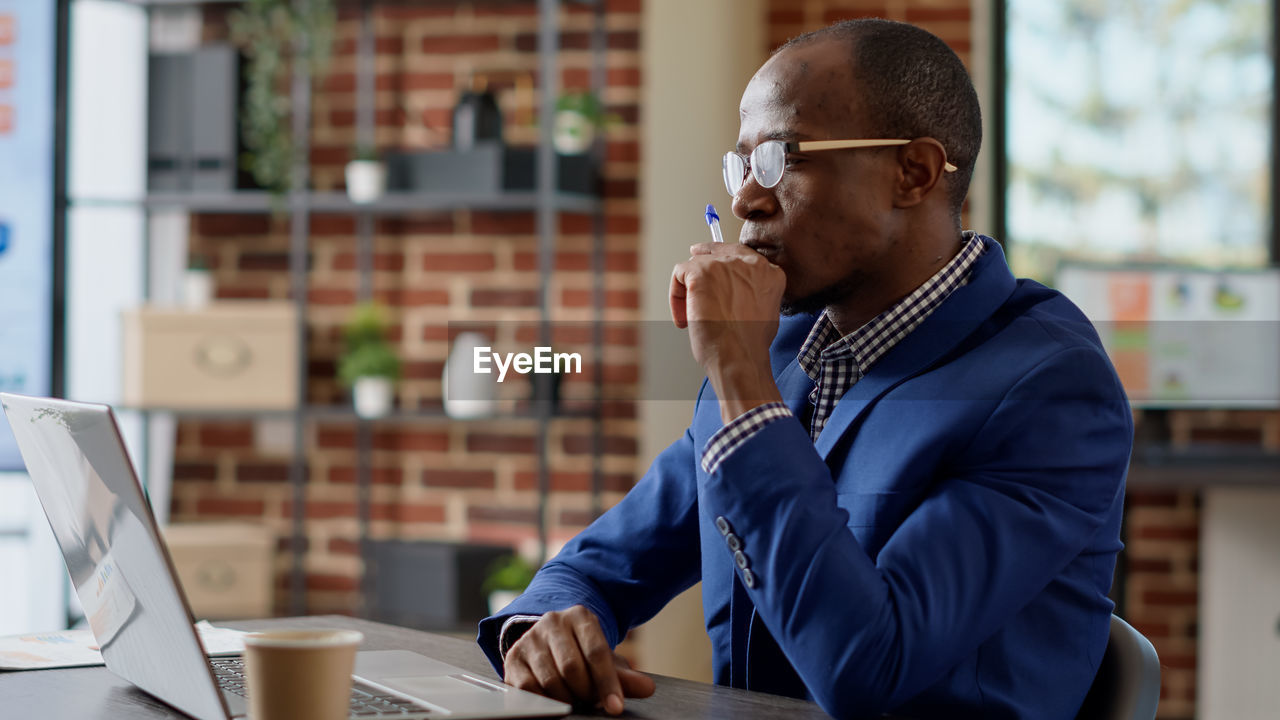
[705,204,724,243]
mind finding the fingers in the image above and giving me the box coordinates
[615,655,656,699]
[502,606,635,716]
[669,263,689,329]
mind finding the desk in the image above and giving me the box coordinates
[0,615,830,719]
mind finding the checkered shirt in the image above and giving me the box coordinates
[700,232,987,474]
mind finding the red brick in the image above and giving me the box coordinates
[332,252,405,272]
[317,427,356,449]
[378,217,454,235]
[1127,558,1174,574]
[607,141,640,163]
[1136,525,1199,541]
[401,360,446,381]
[383,503,447,524]
[562,434,637,456]
[378,289,451,307]
[1127,490,1181,507]
[423,469,496,489]
[173,461,218,482]
[561,288,638,309]
[193,214,271,237]
[472,212,536,235]
[1142,590,1199,606]
[198,424,254,449]
[514,471,633,493]
[604,178,638,198]
[195,497,266,517]
[467,433,537,454]
[404,72,455,91]
[905,8,971,23]
[306,574,359,592]
[310,216,357,235]
[396,430,450,452]
[238,251,291,272]
[467,506,538,524]
[218,287,272,300]
[422,252,497,273]
[472,288,540,308]
[236,462,291,484]
[310,287,358,305]
[558,509,598,528]
[421,34,501,54]
[328,466,403,485]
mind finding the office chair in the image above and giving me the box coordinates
[1074,614,1162,720]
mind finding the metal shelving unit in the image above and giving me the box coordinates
[102,0,609,616]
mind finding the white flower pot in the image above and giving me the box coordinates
[353,376,394,418]
[488,590,522,616]
[182,269,214,308]
[345,160,386,204]
[442,332,497,419]
[553,110,595,155]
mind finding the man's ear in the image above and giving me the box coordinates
[892,138,948,209]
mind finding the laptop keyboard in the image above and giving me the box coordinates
[209,657,433,717]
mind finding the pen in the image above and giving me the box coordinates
[705,204,724,243]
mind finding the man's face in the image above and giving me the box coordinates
[733,40,903,317]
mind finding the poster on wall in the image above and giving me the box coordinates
[1057,265,1280,408]
[0,1,55,470]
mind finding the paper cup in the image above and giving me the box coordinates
[242,629,364,720]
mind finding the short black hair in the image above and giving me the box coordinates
[777,19,982,223]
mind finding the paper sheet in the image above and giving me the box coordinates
[0,620,246,671]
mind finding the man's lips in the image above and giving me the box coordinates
[741,239,781,263]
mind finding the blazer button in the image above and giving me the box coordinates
[734,550,749,569]
[726,533,742,552]
[742,568,756,588]
[715,516,732,536]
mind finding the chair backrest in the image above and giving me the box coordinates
[1074,614,1162,720]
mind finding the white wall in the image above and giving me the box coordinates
[635,0,766,683]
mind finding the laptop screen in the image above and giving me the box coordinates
[0,394,230,720]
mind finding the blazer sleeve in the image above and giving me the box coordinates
[477,418,704,675]
[700,345,1132,718]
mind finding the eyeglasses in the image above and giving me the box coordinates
[721,138,958,197]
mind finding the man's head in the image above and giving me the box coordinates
[732,19,982,322]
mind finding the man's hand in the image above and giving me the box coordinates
[670,242,786,422]
[503,605,655,715]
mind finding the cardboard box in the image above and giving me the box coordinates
[163,523,275,620]
[122,303,298,409]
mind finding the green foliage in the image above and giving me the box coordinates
[482,554,538,595]
[555,90,611,127]
[351,144,380,162]
[337,301,401,386]
[229,0,336,196]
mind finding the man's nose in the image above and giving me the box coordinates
[731,174,779,221]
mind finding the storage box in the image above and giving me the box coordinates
[361,540,512,632]
[385,143,598,195]
[162,523,275,620]
[122,303,298,410]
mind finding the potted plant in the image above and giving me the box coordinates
[183,252,214,308]
[552,90,610,155]
[344,145,386,204]
[337,301,401,418]
[229,0,336,199]
[482,553,537,615]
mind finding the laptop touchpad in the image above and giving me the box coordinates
[381,674,501,697]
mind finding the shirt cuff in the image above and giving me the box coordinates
[700,402,792,475]
[498,614,543,660]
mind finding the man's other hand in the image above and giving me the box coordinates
[502,605,655,715]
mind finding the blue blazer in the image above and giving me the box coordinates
[479,238,1133,719]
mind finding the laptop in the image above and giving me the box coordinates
[0,393,569,720]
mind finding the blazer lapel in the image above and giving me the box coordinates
[814,237,1019,460]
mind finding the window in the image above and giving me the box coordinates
[998,0,1274,281]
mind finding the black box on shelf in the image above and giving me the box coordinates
[361,539,513,632]
[386,142,598,196]
[147,46,239,192]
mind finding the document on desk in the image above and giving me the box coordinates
[0,620,246,670]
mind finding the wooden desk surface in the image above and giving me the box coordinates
[0,615,830,720]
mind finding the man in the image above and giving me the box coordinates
[477,18,1132,720]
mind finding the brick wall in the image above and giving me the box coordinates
[170,0,644,616]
